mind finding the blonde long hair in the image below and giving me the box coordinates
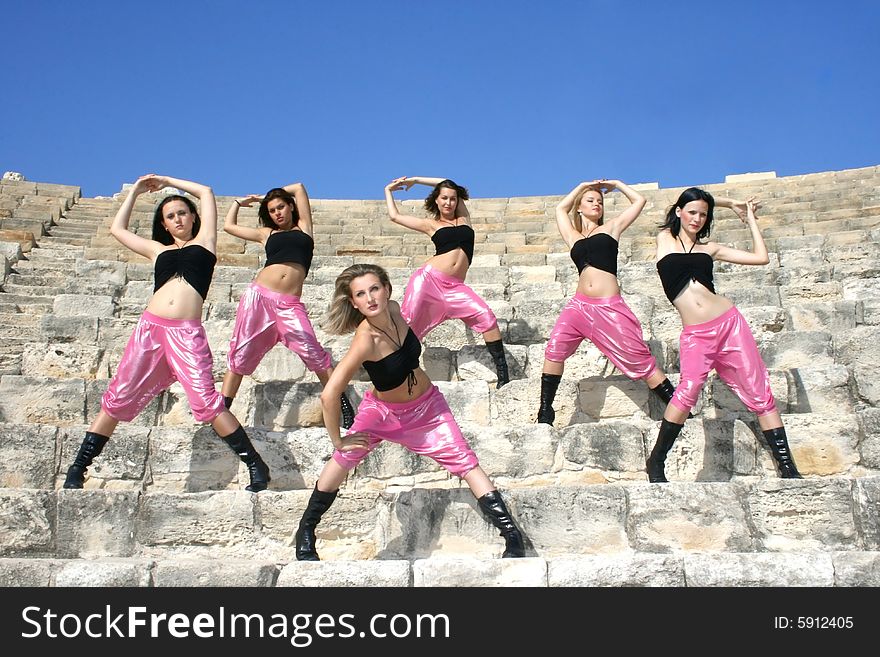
[323,263,394,335]
[570,188,604,233]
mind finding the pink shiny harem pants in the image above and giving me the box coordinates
[332,385,480,478]
[670,306,777,416]
[544,292,658,380]
[401,264,497,339]
[101,311,226,423]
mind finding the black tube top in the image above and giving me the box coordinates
[363,327,422,392]
[570,232,618,276]
[154,244,216,300]
[432,224,475,264]
[264,229,314,274]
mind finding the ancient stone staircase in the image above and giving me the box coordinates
[1,168,879,587]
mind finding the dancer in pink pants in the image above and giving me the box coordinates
[384,176,511,388]
[220,183,355,428]
[538,179,679,426]
[292,264,525,561]
[647,188,803,482]
[63,175,270,492]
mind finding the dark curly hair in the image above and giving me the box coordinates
[424,179,469,217]
[258,188,300,228]
[151,195,201,245]
[659,187,715,240]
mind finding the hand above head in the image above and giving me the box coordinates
[236,193,263,208]
[731,196,760,223]
[746,196,761,219]
[598,179,619,192]
[386,176,415,192]
[131,174,163,194]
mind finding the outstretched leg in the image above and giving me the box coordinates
[63,411,118,489]
[294,460,348,561]
[464,466,525,558]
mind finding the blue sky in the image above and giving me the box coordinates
[2,0,878,200]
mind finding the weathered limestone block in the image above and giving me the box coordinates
[786,365,853,414]
[52,294,115,317]
[0,240,23,262]
[746,479,858,551]
[251,427,334,491]
[491,378,578,428]
[135,491,257,550]
[561,421,647,476]
[436,380,490,425]
[525,342,611,380]
[760,331,833,369]
[153,560,278,587]
[857,408,880,470]
[832,551,880,586]
[0,423,57,489]
[724,285,781,308]
[505,486,628,557]
[507,299,566,345]
[146,426,241,493]
[249,345,308,383]
[279,560,411,587]
[413,557,546,586]
[787,301,857,332]
[205,300,239,322]
[854,477,880,549]
[834,325,880,404]
[423,346,453,381]
[55,560,154,587]
[708,369,790,415]
[257,490,383,561]
[863,299,880,325]
[548,555,685,587]
[738,305,788,335]
[684,553,834,586]
[75,259,127,286]
[626,483,754,552]
[122,280,152,302]
[509,265,556,285]
[40,315,100,343]
[56,490,139,558]
[577,376,649,419]
[464,423,559,479]
[649,309,684,344]
[467,266,510,286]
[0,490,54,556]
[422,318,484,350]
[0,558,60,586]
[508,282,564,306]
[780,282,842,304]
[253,381,325,430]
[21,342,102,379]
[0,376,85,425]
[456,343,527,385]
[842,277,880,302]
[354,436,448,481]
[650,418,735,481]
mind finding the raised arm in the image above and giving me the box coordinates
[108,175,166,260]
[602,179,646,237]
[318,331,374,449]
[282,182,314,236]
[224,194,267,242]
[384,177,433,234]
[710,197,770,265]
[554,181,595,247]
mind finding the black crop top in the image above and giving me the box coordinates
[264,229,314,274]
[656,252,716,303]
[362,327,422,394]
[570,232,618,276]
[431,224,475,264]
[154,244,216,300]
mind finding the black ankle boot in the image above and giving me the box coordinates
[649,379,693,418]
[340,393,355,430]
[63,432,110,489]
[763,427,803,479]
[485,339,510,388]
[220,425,271,492]
[223,396,234,410]
[537,373,561,426]
[295,486,339,561]
[477,490,525,558]
[646,419,684,483]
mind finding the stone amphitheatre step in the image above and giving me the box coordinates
[1,551,878,587]
[0,479,876,563]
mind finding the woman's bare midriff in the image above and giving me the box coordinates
[672,279,734,326]
[145,279,205,320]
[427,249,470,280]
[576,267,621,298]
[255,262,307,296]
[372,367,432,403]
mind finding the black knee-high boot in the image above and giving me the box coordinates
[295,486,339,561]
[763,427,803,479]
[340,393,355,430]
[220,425,271,492]
[650,378,675,405]
[477,490,525,558]
[485,339,510,388]
[646,419,684,483]
[63,432,110,489]
[537,373,561,426]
